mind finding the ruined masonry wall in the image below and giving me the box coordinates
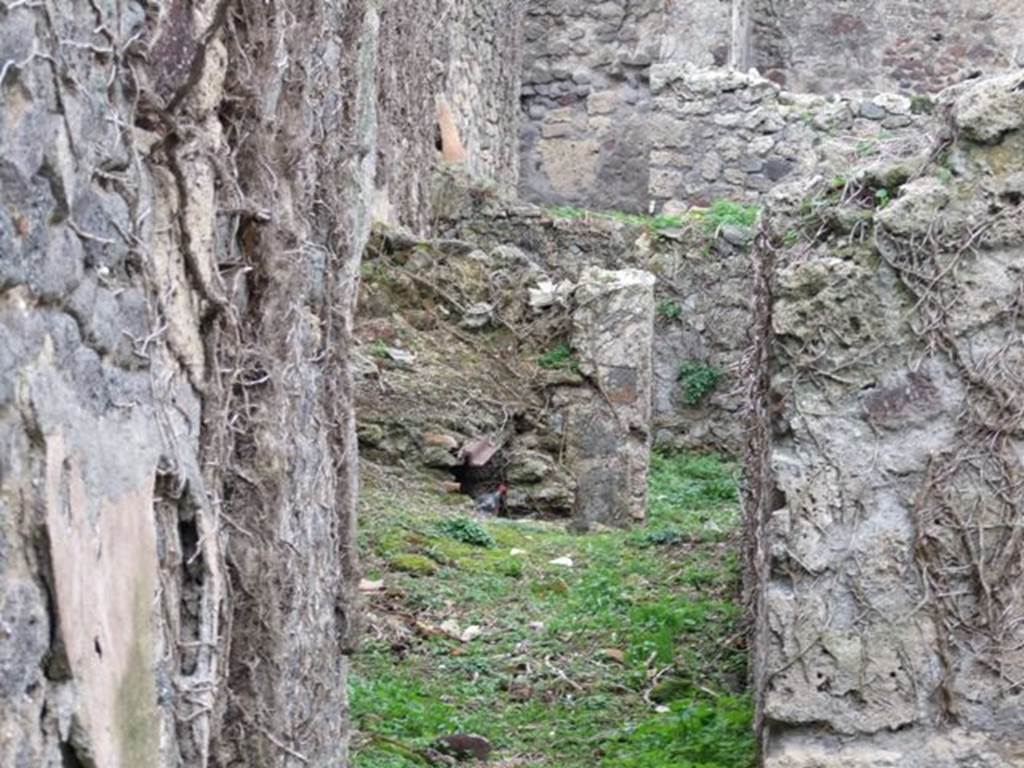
[0,1,524,766]
[376,0,525,231]
[521,0,1024,213]
[646,66,930,210]
[524,60,931,213]
[564,267,655,527]
[751,73,1024,768]
[443,204,752,455]
[520,0,733,211]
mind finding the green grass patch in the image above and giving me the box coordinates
[548,201,759,240]
[351,453,751,767]
[600,695,755,768]
[437,517,495,548]
[547,205,686,232]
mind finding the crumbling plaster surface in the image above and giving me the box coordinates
[748,72,1024,767]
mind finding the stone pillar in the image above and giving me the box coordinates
[565,267,656,527]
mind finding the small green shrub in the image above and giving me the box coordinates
[538,343,580,372]
[677,361,722,406]
[437,517,495,548]
[633,527,687,548]
[656,300,683,321]
[874,187,891,207]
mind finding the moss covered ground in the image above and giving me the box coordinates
[350,452,754,767]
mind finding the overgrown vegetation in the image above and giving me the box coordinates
[693,200,759,234]
[351,453,751,767]
[547,199,759,239]
[678,360,722,406]
[368,339,390,358]
[547,205,686,232]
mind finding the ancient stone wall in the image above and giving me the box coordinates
[747,72,1024,767]
[441,196,752,455]
[523,56,931,212]
[562,267,655,526]
[0,1,523,766]
[519,0,733,211]
[376,0,525,231]
[520,0,1024,212]
[647,66,929,210]
[356,223,657,528]
[752,0,1024,94]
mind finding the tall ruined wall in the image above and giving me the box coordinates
[520,0,1024,212]
[0,1,521,766]
[0,0,375,765]
[376,0,525,231]
[748,72,1024,767]
[752,0,1024,94]
[519,0,733,211]
[522,57,932,213]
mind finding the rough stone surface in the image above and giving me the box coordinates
[519,0,733,211]
[355,227,654,528]
[0,1,521,766]
[376,1,525,230]
[748,73,1024,767]
[445,201,752,455]
[524,59,929,212]
[520,1,1024,211]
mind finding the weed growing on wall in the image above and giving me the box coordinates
[696,200,760,234]
[678,361,722,405]
[368,340,390,358]
[547,205,686,232]
[656,300,683,321]
[538,342,580,372]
